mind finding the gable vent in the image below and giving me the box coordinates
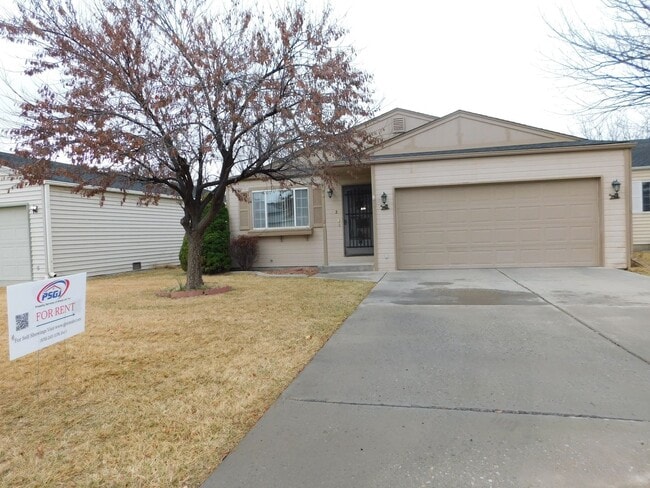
[392,117,405,134]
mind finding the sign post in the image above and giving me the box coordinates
[6,273,86,361]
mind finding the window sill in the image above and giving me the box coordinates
[248,228,313,237]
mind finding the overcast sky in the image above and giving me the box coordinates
[0,0,609,152]
[323,0,607,133]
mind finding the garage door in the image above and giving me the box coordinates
[396,179,600,269]
[0,206,32,284]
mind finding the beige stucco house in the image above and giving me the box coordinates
[227,108,634,272]
[632,139,650,250]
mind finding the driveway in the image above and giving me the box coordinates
[202,268,650,488]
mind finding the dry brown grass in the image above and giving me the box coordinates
[0,268,374,487]
[630,252,650,276]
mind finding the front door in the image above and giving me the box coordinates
[343,184,374,256]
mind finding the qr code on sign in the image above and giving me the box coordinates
[15,313,29,331]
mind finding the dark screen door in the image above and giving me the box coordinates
[343,184,374,256]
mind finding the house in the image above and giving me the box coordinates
[0,152,185,285]
[227,108,634,271]
[631,139,650,251]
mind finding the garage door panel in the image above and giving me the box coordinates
[494,206,518,221]
[499,229,518,244]
[520,228,543,242]
[0,206,32,283]
[542,205,569,219]
[570,226,598,240]
[495,250,518,265]
[572,203,596,218]
[447,230,470,245]
[421,210,447,224]
[518,206,542,220]
[469,229,493,244]
[396,179,600,269]
[544,227,568,241]
[423,231,445,244]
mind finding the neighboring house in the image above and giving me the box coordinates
[228,108,634,272]
[0,152,185,285]
[632,139,650,250]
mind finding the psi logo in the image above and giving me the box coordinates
[36,279,71,303]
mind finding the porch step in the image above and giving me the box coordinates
[318,264,375,273]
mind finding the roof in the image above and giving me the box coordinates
[356,107,438,130]
[631,139,650,167]
[0,151,79,184]
[370,139,635,163]
[0,151,172,194]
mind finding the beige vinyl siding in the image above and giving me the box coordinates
[632,167,650,248]
[373,149,629,271]
[0,170,47,281]
[48,185,184,276]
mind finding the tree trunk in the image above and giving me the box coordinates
[185,229,205,289]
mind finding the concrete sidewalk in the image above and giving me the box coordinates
[202,268,650,487]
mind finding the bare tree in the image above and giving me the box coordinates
[0,0,375,289]
[550,0,650,115]
[576,112,650,140]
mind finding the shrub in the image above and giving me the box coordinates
[230,235,259,271]
[179,204,231,274]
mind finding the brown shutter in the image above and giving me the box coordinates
[311,187,323,228]
[239,192,251,231]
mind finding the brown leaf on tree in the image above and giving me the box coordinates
[0,0,377,289]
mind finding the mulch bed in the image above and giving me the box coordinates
[256,267,319,276]
[156,285,232,299]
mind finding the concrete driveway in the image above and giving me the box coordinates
[202,268,650,488]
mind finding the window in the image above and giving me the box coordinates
[644,182,650,212]
[252,188,309,229]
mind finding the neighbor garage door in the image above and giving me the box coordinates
[0,206,32,283]
[396,179,600,269]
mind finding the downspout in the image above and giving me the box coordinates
[625,148,633,268]
[43,183,55,277]
[322,186,328,268]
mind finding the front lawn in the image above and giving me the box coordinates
[630,251,650,276]
[0,268,374,487]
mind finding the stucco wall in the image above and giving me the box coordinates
[373,112,576,156]
[323,171,374,266]
[228,179,325,268]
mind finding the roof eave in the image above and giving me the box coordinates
[369,142,637,165]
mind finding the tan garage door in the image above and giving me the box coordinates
[396,179,600,269]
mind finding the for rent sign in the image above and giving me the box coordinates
[6,273,86,360]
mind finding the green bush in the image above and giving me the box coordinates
[179,204,231,274]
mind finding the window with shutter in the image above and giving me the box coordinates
[251,188,309,229]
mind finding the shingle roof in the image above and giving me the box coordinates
[0,151,79,184]
[370,139,632,162]
[631,139,650,167]
[0,151,171,194]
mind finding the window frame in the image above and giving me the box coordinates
[643,181,650,212]
[251,187,310,230]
